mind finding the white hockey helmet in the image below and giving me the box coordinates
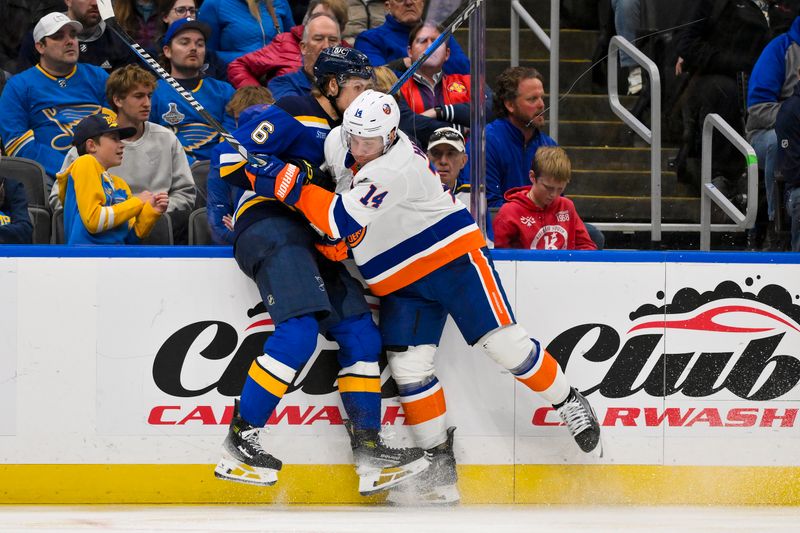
[342,89,400,154]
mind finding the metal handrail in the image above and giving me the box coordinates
[699,113,758,250]
[605,35,662,243]
[510,0,559,142]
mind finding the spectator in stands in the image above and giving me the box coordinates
[494,146,597,251]
[0,0,64,74]
[399,22,471,126]
[114,0,160,55]
[774,68,800,251]
[343,0,385,45]
[205,86,275,245]
[56,113,168,244]
[0,13,110,188]
[355,0,469,75]
[427,126,470,204]
[485,66,556,208]
[611,0,642,95]
[157,0,228,81]
[0,176,33,244]
[18,0,136,73]
[745,14,800,250]
[228,0,347,89]
[266,13,341,100]
[150,18,236,163]
[197,0,294,66]
[51,65,196,242]
[674,0,771,196]
[374,65,463,148]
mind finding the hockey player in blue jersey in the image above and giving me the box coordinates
[213,46,429,495]
[0,12,111,186]
[150,18,236,163]
[243,89,603,505]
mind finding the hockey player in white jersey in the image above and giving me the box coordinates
[243,89,602,505]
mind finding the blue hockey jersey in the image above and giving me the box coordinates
[150,77,236,163]
[214,95,336,239]
[0,64,110,182]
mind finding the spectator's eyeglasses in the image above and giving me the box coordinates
[430,130,464,143]
[172,6,198,16]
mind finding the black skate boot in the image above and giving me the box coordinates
[554,388,602,455]
[214,399,283,486]
[344,420,430,495]
[387,426,460,505]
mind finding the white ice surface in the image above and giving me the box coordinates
[0,505,798,533]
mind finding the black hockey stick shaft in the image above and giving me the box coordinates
[95,0,260,165]
[389,0,483,95]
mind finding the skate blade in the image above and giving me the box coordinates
[214,456,278,487]
[357,456,430,496]
[386,483,460,506]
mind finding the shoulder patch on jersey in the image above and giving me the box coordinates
[346,227,367,248]
[447,81,467,94]
[162,103,186,125]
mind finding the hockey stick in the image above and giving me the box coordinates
[95,0,262,166]
[389,0,484,95]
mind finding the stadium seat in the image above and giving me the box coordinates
[142,213,174,245]
[188,208,212,245]
[0,156,49,209]
[27,207,50,244]
[51,209,64,244]
[191,160,210,209]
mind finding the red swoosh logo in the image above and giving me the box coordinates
[246,318,274,331]
[628,305,800,334]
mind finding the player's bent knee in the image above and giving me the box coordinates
[330,312,381,367]
[387,344,437,390]
[263,313,320,370]
[478,324,536,372]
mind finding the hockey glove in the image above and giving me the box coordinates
[287,159,336,192]
[245,156,306,204]
[315,235,349,262]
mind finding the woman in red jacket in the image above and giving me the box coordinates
[227,0,348,88]
[494,146,597,251]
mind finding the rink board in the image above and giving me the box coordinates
[1,247,800,504]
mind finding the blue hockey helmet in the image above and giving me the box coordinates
[313,46,375,92]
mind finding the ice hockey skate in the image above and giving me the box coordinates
[387,426,460,506]
[554,387,602,455]
[214,399,283,486]
[344,420,431,496]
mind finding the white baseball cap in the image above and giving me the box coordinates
[427,127,466,153]
[33,12,83,43]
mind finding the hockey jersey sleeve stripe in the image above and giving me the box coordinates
[368,229,486,296]
[4,130,34,155]
[467,248,514,327]
[359,209,479,280]
[337,376,381,393]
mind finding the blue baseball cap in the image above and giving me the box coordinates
[163,17,211,45]
[72,114,136,147]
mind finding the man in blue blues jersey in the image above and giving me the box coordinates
[150,18,235,163]
[212,46,429,495]
[0,12,110,187]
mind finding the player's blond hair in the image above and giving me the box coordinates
[532,146,571,184]
[226,86,275,118]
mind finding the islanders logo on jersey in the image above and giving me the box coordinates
[346,227,367,248]
[41,104,115,152]
[447,81,467,94]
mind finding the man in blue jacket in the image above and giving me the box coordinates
[746,14,800,249]
[775,75,800,251]
[354,0,469,75]
[485,66,556,208]
[0,176,33,244]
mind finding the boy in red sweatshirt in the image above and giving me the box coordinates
[493,146,596,250]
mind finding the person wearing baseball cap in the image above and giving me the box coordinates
[150,17,236,162]
[0,11,111,184]
[427,126,469,202]
[56,114,169,245]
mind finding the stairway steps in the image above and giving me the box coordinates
[570,195,700,224]
[569,170,694,197]
[563,146,677,171]
[454,28,598,60]
[555,94,639,121]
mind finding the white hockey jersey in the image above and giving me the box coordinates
[293,128,486,296]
